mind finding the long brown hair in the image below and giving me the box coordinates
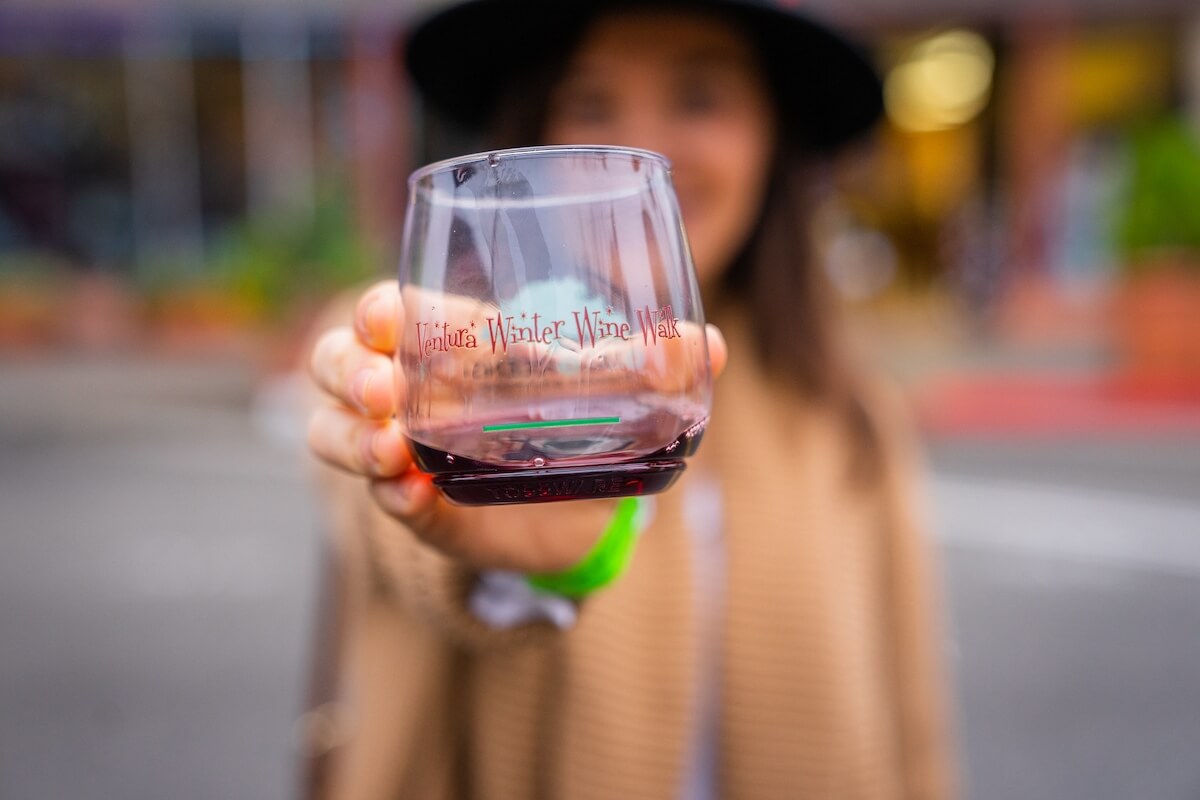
[721,147,882,476]
[483,15,883,477]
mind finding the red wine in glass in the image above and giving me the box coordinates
[406,400,707,505]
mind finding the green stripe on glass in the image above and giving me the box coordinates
[482,417,621,432]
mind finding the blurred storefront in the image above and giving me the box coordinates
[842,22,1177,313]
[867,15,1200,385]
[1,1,1198,365]
[0,14,359,264]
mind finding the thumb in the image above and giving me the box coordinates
[706,324,728,380]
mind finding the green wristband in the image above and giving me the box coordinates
[526,497,642,598]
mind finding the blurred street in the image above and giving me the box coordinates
[2,354,1199,799]
[0,354,321,800]
[931,449,1200,798]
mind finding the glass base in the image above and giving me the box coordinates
[433,459,685,506]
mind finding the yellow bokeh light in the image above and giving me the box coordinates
[886,30,995,133]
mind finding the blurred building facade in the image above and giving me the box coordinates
[1,0,1199,349]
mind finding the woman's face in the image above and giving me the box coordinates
[543,11,778,286]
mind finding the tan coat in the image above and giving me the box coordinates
[313,314,955,800]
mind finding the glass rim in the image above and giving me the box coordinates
[407,144,672,186]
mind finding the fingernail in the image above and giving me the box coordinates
[361,428,384,475]
[350,370,374,414]
[357,294,387,342]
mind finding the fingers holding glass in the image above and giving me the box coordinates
[308,407,411,478]
[310,327,401,420]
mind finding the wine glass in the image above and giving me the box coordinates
[398,145,711,505]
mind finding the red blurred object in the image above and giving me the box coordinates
[918,372,1200,436]
[1114,265,1200,383]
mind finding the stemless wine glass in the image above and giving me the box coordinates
[398,145,711,505]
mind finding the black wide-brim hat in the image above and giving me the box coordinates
[404,0,883,152]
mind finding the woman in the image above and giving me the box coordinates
[307,1,955,797]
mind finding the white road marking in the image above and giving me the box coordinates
[932,475,1200,579]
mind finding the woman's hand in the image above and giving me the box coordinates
[308,280,728,574]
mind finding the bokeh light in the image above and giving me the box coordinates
[885,30,996,132]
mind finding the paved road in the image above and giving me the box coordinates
[2,354,1199,799]
[0,356,321,800]
[933,475,1200,799]
[929,434,1200,797]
